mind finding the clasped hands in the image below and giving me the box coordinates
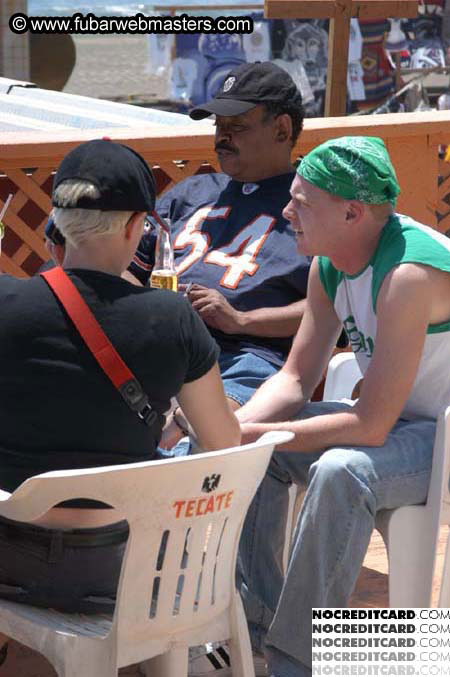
[161,408,267,451]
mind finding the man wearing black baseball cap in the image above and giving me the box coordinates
[189,61,304,120]
[0,139,239,625]
[130,63,311,462]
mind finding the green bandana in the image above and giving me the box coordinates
[297,136,400,206]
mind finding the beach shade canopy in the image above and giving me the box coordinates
[0,78,212,133]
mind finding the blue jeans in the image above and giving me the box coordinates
[239,401,436,677]
[220,350,278,407]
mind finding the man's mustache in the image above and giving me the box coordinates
[215,143,238,154]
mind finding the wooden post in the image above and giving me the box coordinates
[325,0,352,117]
[265,0,419,116]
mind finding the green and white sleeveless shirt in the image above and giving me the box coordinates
[319,214,450,420]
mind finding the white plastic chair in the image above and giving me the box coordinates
[322,351,362,402]
[437,430,450,606]
[323,352,450,607]
[0,430,292,677]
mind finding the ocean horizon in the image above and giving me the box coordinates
[28,0,261,16]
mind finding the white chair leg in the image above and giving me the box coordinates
[140,648,188,677]
[228,592,255,677]
[53,643,118,677]
[377,506,438,607]
[57,663,117,677]
[438,532,450,606]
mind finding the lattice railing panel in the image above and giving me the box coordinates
[437,158,450,238]
[0,158,218,278]
[0,168,52,277]
[153,159,219,196]
[1,114,449,277]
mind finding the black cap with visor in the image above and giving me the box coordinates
[189,61,303,120]
[52,139,156,212]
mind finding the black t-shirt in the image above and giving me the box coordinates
[0,269,219,493]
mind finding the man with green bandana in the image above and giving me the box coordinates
[236,136,450,677]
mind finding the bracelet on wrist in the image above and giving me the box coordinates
[173,408,189,436]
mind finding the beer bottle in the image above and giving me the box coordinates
[150,220,178,292]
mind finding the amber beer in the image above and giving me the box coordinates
[150,269,178,292]
[150,218,178,292]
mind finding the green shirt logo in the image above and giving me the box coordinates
[343,315,374,357]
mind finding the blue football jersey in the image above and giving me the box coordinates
[129,172,311,366]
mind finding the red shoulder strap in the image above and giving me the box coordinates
[40,267,157,427]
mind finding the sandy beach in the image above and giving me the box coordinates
[63,33,169,102]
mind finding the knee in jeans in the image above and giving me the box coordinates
[308,450,375,510]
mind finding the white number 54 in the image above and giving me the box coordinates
[174,205,275,289]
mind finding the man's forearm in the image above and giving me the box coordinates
[241,405,387,453]
[234,299,306,338]
[236,368,308,424]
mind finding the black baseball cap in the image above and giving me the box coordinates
[52,139,156,212]
[189,61,303,120]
